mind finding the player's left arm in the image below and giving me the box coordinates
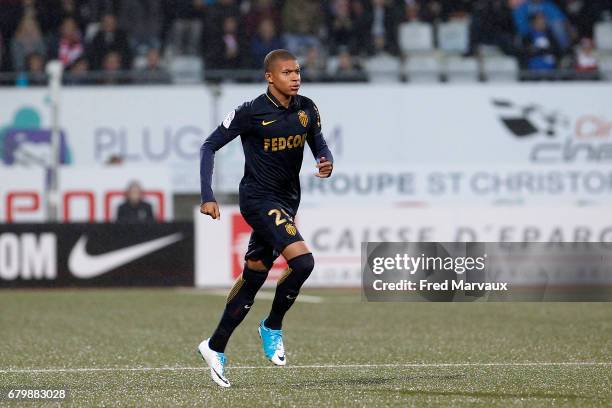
[306,101,334,178]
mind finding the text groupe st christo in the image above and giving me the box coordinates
[372,279,508,291]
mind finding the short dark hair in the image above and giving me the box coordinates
[264,49,297,72]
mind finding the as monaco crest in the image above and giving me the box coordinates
[298,110,308,128]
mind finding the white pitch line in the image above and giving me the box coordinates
[1,362,610,374]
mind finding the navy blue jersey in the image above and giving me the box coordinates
[200,89,333,210]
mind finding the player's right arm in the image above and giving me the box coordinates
[200,102,251,219]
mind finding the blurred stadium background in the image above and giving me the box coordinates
[1,0,611,406]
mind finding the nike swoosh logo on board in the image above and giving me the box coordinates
[68,233,183,278]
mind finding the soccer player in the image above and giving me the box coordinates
[197,49,333,388]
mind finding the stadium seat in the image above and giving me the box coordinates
[438,20,470,54]
[444,56,479,82]
[132,55,148,70]
[599,55,612,80]
[169,56,203,84]
[594,22,612,52]
[478,44,504,57]
[326,56,339,76]
[482,56,519,82]
[404,54,441,83]
[364,54,401,82]
[398,22,434,54]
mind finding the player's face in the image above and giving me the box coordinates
[268,59,301,97]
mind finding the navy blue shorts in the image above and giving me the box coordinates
[240,199,304,266]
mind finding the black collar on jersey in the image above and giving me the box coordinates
[265,88,299,110]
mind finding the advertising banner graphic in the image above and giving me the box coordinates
[0,166,173,223]
[0,87,213,193]
[299,164,612,207]
[0,222,193,288]
[195,206,612,288]
[2,84,610,202]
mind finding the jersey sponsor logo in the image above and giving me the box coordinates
[222,110,236,129]
[263,133,307,152]
[298,110,308,128]
[262,120,277,126]
[68,233,183,278]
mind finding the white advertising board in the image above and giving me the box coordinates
[0,166,173,222]
[2,83,610,204]
[195,205,611,288]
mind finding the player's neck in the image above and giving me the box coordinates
[268,86,292,108]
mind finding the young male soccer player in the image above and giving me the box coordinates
[197,49,334,388]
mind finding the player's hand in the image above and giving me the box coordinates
[200,201,220,220]
[315,157,333,178]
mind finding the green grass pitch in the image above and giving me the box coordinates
[0,289,610,407]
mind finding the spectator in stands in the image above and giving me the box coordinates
[468,0,516,56]
[101,50,127,85]
[0,0,610,83]
[349,0,371,57]
[400,0,453,23]
[574,37,598,73]
[118,0,162,54]
[522,13,560,71]
[36,0,90,37]
[89,14,131,70]
[282,0,322,55]
[79,0,118,25]
[559,0,607,40]
[10,13,46,72]
[513,0,571,50]
[206,15,244,69]
[435,0,473,20]
[368,0,399,55]
[116,181,155,223]
[328,0,356,54]
[205,0,241,40]
[244,0,282,40]
[334,48,366,81]
[203,0,243,66]
[53,17,84,67]
[17,52,46,86]
[138,47,171,84]
[26,51,44,71]
[0,0,24,46]
[301,46,326,81]
[402,1,423,23]
[410,0,443,23]
[65,56,91,85]
[249,18,284,68]
[164,0,203,56]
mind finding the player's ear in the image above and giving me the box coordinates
[265,71,272,84]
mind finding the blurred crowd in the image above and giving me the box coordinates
[0,0,611,85]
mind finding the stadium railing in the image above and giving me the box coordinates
[0,68,606,86]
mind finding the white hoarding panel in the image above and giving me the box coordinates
[0,167,172,222]
[195,205,611,288]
